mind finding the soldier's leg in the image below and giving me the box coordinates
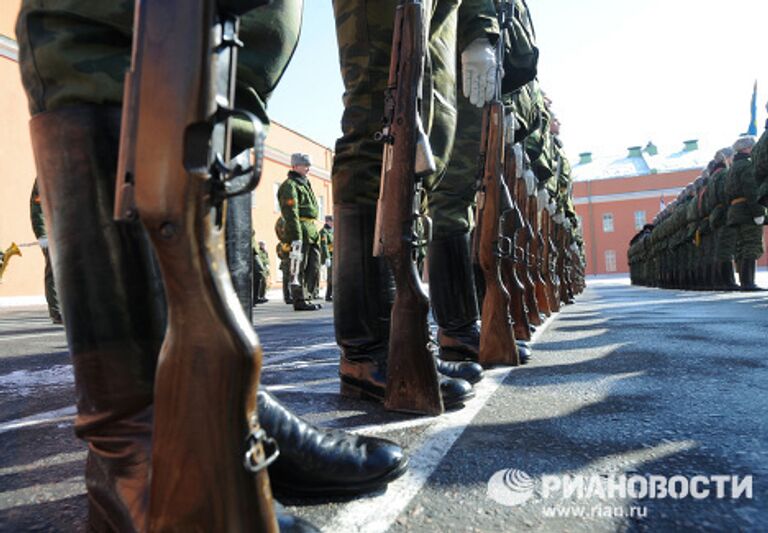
[736,224,765,290]
[325,263,333,301]
[717,226,738,290]
[332,0,474,408]
[427,90,482,363]
[281,257,293,304]
[16,3,158,527]
[42,248,62,323]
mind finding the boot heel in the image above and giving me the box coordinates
[339,380,365,399]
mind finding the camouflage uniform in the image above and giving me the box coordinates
[30,179,61,322]
[429,0,537,238]
[332,0,498,206]
[253,239,270,303]
[277,170,321,307]
[754,127,768,204]
[16,0,303,124]
[723,153,765,261]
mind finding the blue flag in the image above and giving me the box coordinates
[746,81,758,136]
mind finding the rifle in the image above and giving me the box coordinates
[515,165,543,327]
[471,0,519,367]
[540,205,560,313]
[528,187,552,316]
[503,143,532,342]
[115,1,277,530]
[374,0,443,415]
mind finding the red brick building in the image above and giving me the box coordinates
[571,141,768,275]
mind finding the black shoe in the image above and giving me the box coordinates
[274,501,320,533]
[256,298,269,304]
[325,296,333,302]
[258,390,408,497]
[435,357,483,384]
[294,300,321,311]
[339,355,474,411]
[284,298,294,305]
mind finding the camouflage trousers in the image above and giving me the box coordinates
[16,0,303,120]
[720,224,765,262]
[331,0,460,206]
[429,85,482,238]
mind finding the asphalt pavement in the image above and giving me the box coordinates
[0,276,766,532]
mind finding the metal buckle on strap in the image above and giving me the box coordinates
[244,428,280,473]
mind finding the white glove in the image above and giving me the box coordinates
[461,38,497,108]
[553,212,565,224]
[325,259,332,268]
[537,188,550,208]
[38,237,49,249]
[754,216,765,225]
[523,169,537,196]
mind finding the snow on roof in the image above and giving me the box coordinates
[571,140,711,182]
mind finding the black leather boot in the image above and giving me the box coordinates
[739,259,762,291]
[31,106,163,531]
[258,390,408,496]
[334,204,474,410]
[427,234,484,382]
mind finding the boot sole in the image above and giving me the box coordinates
[340,378,474,412]
[269,457,410,499]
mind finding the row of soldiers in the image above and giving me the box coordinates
[629,127,768,291]
[14,0,584,530]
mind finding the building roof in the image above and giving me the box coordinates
[572,140,710,182]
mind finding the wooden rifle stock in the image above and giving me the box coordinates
[374,0,442,415]
[116,1,277,530]
[473,101,519,367]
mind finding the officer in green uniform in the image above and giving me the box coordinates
[332,0,497,407]
[30,179,61,324]
[253,237,270,304]
[16,1,406,528]
[319,215,333,302]
[277,153,322,311]
[723,136,765,290]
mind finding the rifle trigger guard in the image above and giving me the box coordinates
[243,428,280,474]
[211,107,264,201]
[497,236,513,258]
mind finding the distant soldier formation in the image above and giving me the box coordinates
[14,0,586,530]
[629,123,768,291]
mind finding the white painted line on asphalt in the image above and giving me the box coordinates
[323,313,558,533]
[0,476,85,511]
[262,341,337,366]
[0,331,65,342]
[0,451,86,476]
[0,405,75,434]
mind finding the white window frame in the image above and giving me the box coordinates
[605,250,617,272]
[634,210,646,230]
[602,213,614,233]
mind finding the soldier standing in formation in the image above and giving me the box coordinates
[16,1,408,529]
[277,153,323,311]
[629,135,766,291]
[253,237,270,304]
[319,214,334,302]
